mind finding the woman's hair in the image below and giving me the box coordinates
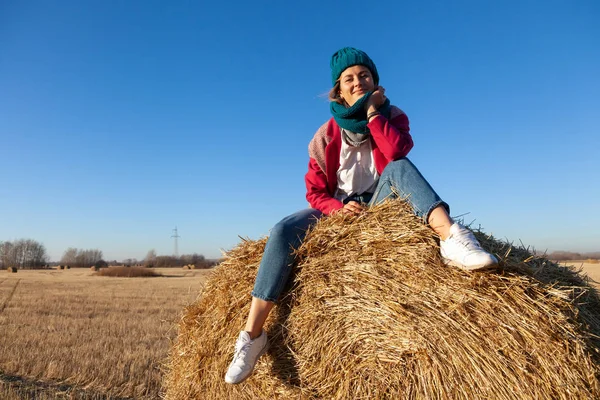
[328,80,344,105]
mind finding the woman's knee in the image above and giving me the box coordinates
[382,157,421,178]
[387,157,413,169]
[270,219,292,240]
[270,209,321,242]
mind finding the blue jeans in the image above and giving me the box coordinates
[251,158,449,302]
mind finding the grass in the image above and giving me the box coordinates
[0,267,212,399]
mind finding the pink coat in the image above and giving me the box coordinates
[305,106,413,214]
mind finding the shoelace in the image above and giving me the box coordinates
[452,228,482,252]
[233,341,252,363]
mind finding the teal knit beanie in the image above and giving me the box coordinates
[330,47,379,86]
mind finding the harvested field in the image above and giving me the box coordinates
[165,199,600,400]
[0,267,213,399]
[562,262,600,289]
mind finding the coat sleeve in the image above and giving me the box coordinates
[367,106,413,161]
[305,158,344,215]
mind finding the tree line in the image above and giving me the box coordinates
[60,248,104,268]
[544,251,600,261]
[138,249,217,269]
[3,237,596,269]
[0,239,49,269]
[0,238,217,270]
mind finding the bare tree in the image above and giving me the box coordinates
[154,255,179,268]
[0,239,48,269]
[77,249,103,268]
[181,253,207,268]
[60,248,103,268]
[144,249,157,267]
[123,258,138,267]
[61,247,78,267]
[0,241,15,269]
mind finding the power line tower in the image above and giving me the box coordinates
[171,226,181,257]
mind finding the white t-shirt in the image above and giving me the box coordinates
[334,133,379,201]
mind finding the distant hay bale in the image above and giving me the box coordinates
[66,265,71,269]
[58,265,65,270]
[90,266,100,272]
[163,199,600,400]
[7,267,17,273]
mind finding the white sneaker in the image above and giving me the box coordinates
[224,330,268,384]
[440,223,499,271]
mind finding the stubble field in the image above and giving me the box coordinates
[0,262,598,399]
[0,267,213,399]
[563,261,600,289]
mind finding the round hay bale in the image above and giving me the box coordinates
[164,237,303,399]
[58,265,65,270]
[7,267,17,273]
[90,266,99,272]
[66,265,71,269]
[164,199,600,400]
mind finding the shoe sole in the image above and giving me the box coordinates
[444,259,499,272]
[224,341,269,385]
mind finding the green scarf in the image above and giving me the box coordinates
[330,92,391,134]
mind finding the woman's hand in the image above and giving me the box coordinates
[340,201,365,215]
[365,86,387,114]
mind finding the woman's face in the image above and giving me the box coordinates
[339,65,375,107]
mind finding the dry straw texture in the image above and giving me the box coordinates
[164,199,600,400]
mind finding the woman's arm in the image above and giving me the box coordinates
[305,158,344,215]
[368,110,413,160]
[366,87,413,160]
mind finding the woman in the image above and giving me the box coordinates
[224,47,498,384]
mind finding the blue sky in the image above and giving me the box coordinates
[1,1,598,262]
